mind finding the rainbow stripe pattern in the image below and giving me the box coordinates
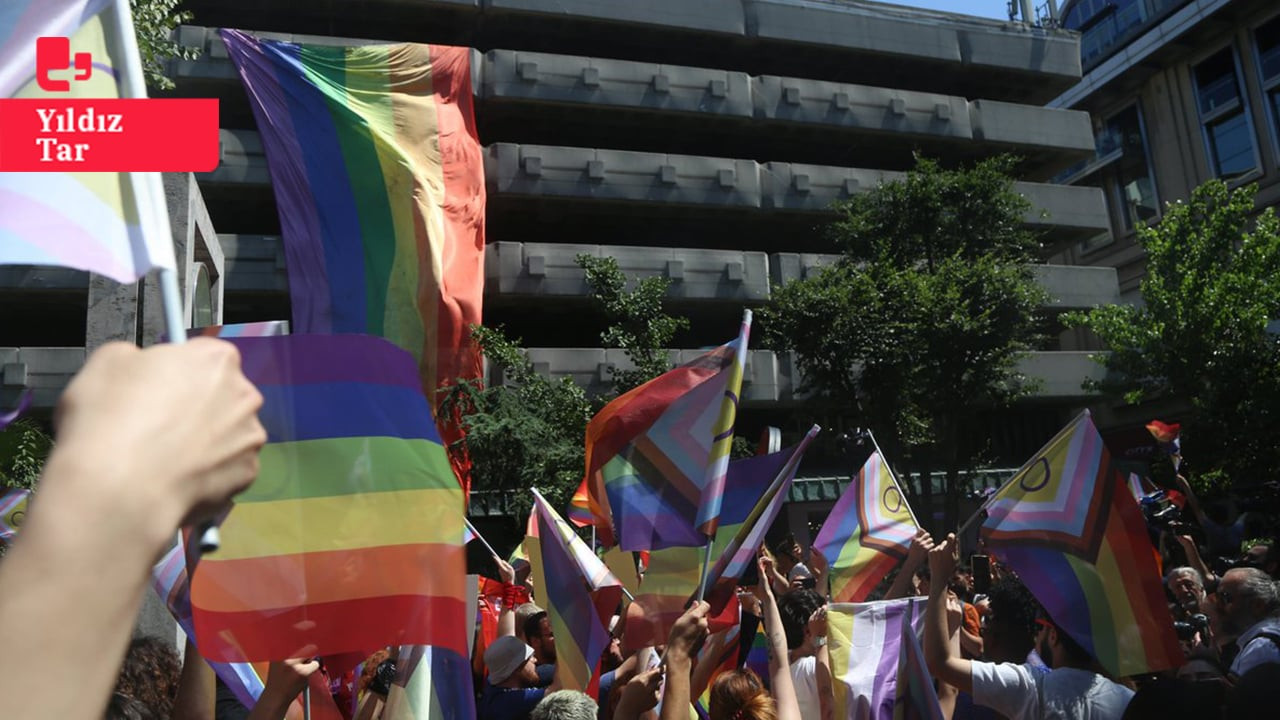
[0,1,175,283]
[814,452,918,603]
[190,334,467,663]
[694,620,742,718]
[220,30,486,492]
[381,644,475,720]
[980,411,1183,676]
[524,492,623,696]
[581,320,750,551]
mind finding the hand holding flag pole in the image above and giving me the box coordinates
[101,0,220,553]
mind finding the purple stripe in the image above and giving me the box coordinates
[220,30,334,333]
[871,607,904,720]
[90,61,117,80]
[226,335,424,391]
[0,389,32,431]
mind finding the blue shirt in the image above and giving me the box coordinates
[478,679,545,720]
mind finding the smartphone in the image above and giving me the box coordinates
[972,554,991,596]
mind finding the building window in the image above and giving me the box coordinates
[1193,48,1258,180]
[1256,15,1280,157]
[1098,106,1159,230]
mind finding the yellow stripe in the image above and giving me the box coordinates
[217,487,462,560]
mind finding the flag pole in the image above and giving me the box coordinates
[303,684,311,720]
[464,517,501,561]
[866,430,921,528]
[103,0,219,554]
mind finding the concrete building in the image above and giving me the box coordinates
[1052,0,1280,298]
[2,2,1123,515]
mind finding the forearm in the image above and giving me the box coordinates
[959,628,984,657]
[0,460,173,720]
[246,687,300,720]
[658,655,692,720]
[885,561,920,600]
[761,594,801,720]
[815,644,835,720]
[171,640,216,720]
[924,589,951,677]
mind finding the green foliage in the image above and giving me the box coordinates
[578,254,690,395]
[760,156,1047,526]
[438,326,591,518]
[131,0,199,92]
[0,418,52,492]
[1067,180,1280,490]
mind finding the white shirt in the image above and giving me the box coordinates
[1231,616,1280,677]
[791,655,821,720]
[971,662,1134,720]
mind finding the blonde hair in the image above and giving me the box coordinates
[709,669,777,720]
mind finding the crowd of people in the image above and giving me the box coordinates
[1,340,1279,720]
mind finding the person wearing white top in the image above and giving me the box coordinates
[777,588,834,720]
[923,534,1134,720]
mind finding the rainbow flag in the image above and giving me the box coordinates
[627,433,816,649]
[601,546,641,597]
[980,411,1183,676]
[190,334,467,662]
[0,0,176,283]
[743,619,769,688]
[0,487,30,543]
[568,483,594,528]
[151,543,266,709]
[694,620,742,718]
[381,644,475,720]
[828,599,926,720]
[524,491,623,695]
[581,318,751,551]
[814,452,918,603]
[220,29,486,490]
[894,608,944,720]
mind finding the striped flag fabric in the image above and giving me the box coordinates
[568,482,595,528]
[0,0,177,283]
[981,411,1183,676]
[579,317,751,551]
[827,598,926,720]
[0,390,32,432]
[894,608,943,720]
[694,620,742,718]
[524,491,623,695]
[0,487,30,543]
[743,619,769,688]
[381,644,475,720]
[151,543,266,709]
[190,334,467,662]
[814,452,918,603]
[626,433,816,649]
[220,30,485,491]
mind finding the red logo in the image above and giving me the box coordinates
[0,36,219,171]
[36,36,94,92]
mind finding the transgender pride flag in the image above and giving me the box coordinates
[0,0,177,283]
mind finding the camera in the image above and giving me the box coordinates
[1173,613,1209,642]
[1140,491,1184,532]
[369,658,397,696]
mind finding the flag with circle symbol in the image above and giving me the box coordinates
[0,487,31,542]
[814,452,918,603]
[980,410,1183,676]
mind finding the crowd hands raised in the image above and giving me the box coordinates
[2,339,1280,720]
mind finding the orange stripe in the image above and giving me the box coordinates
[192,543,464,612]
[1106,503,1181,665]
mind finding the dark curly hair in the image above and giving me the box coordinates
[985,576,1042,662]
[777,588,825,650]
[113,636,181,718]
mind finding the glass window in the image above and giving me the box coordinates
[1193,48,1258,180]
[1256,16,1280,156]
[1105,106,1159,229]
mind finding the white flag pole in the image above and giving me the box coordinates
[103,0,219,553]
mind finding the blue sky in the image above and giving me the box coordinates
[874,1,1012,20]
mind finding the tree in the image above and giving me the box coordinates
[759,156,1048,529]
[1068,180,1280,493]
[132,0,200,92]
[441,255,694,519]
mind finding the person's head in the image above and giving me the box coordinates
[1166,566,1206,610]
[777,588,825,651]
[949,565,973,599]
[771,535,802,572]
[1213,567,1280,636]
[484,636,538,688]
[113,636,181,719]
[981,576,1041,664]
[514,602,544,644]
[1239,540,1279,577]
[525,610,557,664]
[530,690,598,720]
[1034,616,1093,670]
[104,692,159,720]
[709,668,777,720]
[913,566,931,596]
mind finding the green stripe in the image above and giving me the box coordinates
[239,436,455,502]
[303,45,397,334]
